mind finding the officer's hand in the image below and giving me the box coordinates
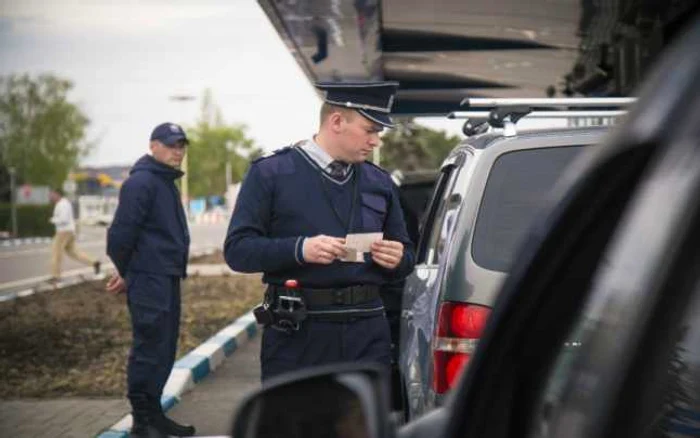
[106,273,126,295]
[303,235,347,264]
[370,240,404,269]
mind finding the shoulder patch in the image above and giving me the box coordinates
[253,145,293,163]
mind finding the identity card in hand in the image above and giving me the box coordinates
[341,232,383,263]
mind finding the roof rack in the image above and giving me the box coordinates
[450,97,636,136]
[459,97,636,108]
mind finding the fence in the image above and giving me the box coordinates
[78,195,118,226]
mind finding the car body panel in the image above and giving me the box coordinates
[399,264,440,416]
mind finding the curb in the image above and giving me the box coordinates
[95,310,259,438]
[0,271,110,303]
[0,237,52,247]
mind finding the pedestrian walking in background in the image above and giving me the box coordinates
[224,81,415,381]
[106,122,195,438]
[49,187,100,281]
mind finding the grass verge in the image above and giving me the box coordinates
[0,274,263,398]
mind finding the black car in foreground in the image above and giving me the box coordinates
[229,11,700,438]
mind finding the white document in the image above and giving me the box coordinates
[341,232,383,263]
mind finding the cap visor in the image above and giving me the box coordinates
[161,134,188,145]
[358,109,395,128]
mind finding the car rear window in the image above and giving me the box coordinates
[472,145,587,272]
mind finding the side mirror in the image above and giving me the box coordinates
[231,363,392,438]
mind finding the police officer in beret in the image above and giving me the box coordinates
[224,81,415,380]
[106,122,196,437]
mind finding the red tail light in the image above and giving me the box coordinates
[432,302,491,394]
[446,352,469,388]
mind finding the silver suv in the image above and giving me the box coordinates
[398,99,632,419]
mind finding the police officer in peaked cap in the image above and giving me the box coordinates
[224,81,415,380]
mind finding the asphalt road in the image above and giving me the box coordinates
[0,222,229,287]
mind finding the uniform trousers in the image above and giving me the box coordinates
[126,272,181,405]
[260,314,391,381]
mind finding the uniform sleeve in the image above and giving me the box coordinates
[223,163,302,273]
[106,175,153,277]
[381,182,416,279]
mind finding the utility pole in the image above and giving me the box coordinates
[225,162,232,188]
[9,167,17,237]
[225,140,233,189]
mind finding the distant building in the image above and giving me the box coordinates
[66,165,130,225]
[70,165,130,197]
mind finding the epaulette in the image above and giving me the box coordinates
[252,145,294,163]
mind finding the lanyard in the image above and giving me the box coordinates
[318,165,360,234]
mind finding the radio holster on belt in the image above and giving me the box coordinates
[254,280,307,333]
[252,301,274,326]
[272,293,307,332]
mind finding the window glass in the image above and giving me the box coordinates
[423,153,472,265]
[472,146,587,272]
[423,170,459,265]
[415,168,452,264]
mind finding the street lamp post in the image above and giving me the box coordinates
[169,94,196,216]
[9,166,17,237]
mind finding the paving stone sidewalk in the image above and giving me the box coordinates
[166,335,261,436]
[0,398,128,438]
[0,335,261,437]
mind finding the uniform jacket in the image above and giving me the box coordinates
[107,154,190,278]
[224,146,415,288]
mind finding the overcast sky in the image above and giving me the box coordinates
[0,0,330,166]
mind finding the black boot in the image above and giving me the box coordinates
[149,398,196,437]
[130,411,167,438]
[129,396,167,438]
[152,413,196,437]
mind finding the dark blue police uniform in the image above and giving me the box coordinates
[107,123,193,436]
[224,81,416,381]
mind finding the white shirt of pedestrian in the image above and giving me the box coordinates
[50,198,76,232]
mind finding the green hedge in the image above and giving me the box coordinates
[0,204,54,238]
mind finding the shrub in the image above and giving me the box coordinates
[0,203,54,237]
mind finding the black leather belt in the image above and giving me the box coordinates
[268,284,380,307]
